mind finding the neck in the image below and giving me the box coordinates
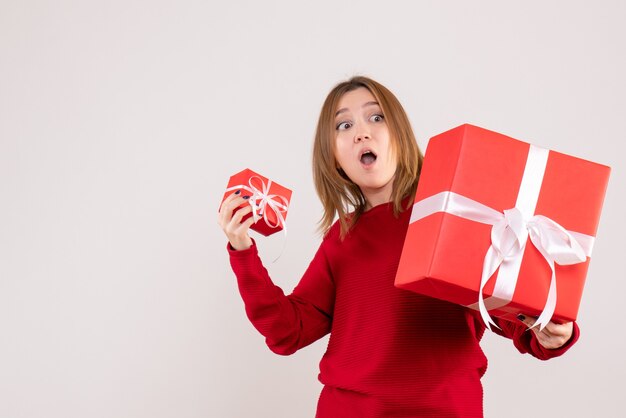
[364,189,393,211]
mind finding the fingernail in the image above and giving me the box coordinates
[517,314,526,321]
[243,195,250,200]
[234,190,240,195]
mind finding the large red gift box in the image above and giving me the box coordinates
[394,124,610,327]
[221,168,292,236]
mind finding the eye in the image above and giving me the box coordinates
[336,121,352,131]
[370,114,384,123]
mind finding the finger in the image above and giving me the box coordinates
[543,321,573,339]
[218,194,238,224]
[225,206,255,239]
[533,320,558,337]
[219,189,243,210]
[223,205,250,232]
[517,316,554,346]
[534,332,554,348]
[218,195,250,224]
[227,214,255,238]
[533,320,572,339]
[236,213,256,231]
[517,314,550,338]
[539,321,562,337]
[219,190,250,213]
[225,212,256,250]
[516,314,537,329]
[535,329,569,350]
[230,204,253,226]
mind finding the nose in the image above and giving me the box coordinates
[354,126,371,143]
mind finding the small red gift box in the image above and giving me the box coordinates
[221,168,292,236]
[394,124,610,328]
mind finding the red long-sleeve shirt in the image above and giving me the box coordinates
[228,201,579,417]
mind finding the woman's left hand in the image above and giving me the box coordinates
[517,315,574,349]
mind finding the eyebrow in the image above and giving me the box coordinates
[335,101,380,117]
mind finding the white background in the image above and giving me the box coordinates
[1,1,625,417]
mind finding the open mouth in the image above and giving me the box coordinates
[360,150,377,166]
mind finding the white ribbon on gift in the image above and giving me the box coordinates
[409,145,595,330]
[226,175,289,232]
[226,175,290,262]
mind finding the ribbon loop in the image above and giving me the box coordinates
[246,176,289,230]
[492,208,528,261]
[527,215,587,265]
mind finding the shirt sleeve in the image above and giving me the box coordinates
[228,239,335,356]
[491,316,580,360]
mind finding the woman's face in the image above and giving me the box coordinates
[334,87,397,207]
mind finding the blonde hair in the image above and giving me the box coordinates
[312,76,424,238]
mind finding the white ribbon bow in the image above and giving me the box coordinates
[478,207,588,330]
[411,191,594,330]
[226,175,289,232]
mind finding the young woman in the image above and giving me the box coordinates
[218,76,577,417]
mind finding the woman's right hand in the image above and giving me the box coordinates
[218,191,256,250]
